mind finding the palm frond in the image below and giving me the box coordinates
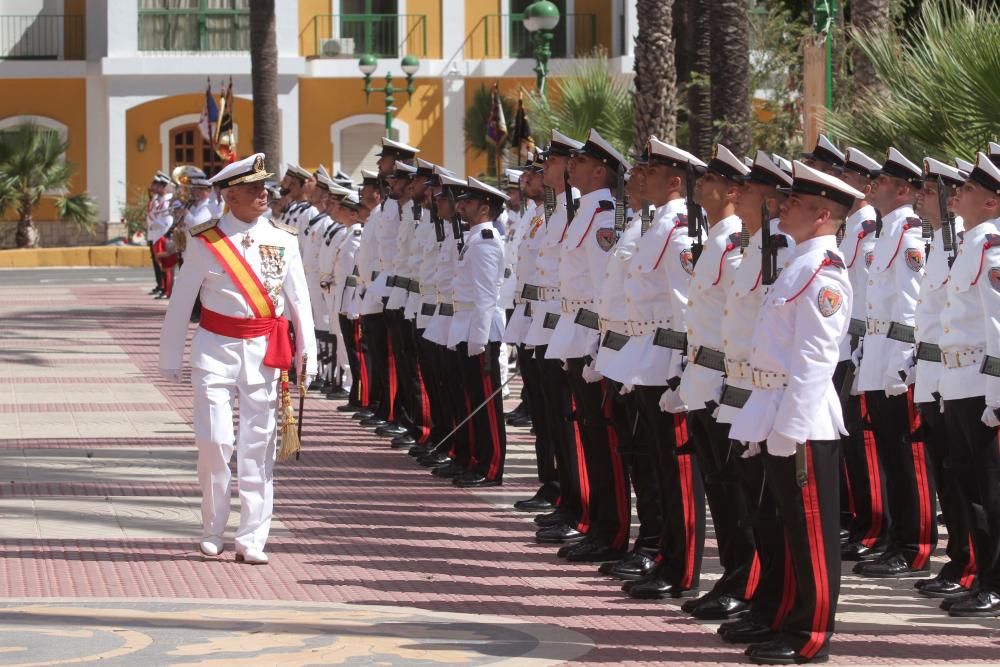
[55,192,97,232]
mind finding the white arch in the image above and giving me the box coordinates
[0,114,69,142]
[159,113,240,172]
[330,114,410,176]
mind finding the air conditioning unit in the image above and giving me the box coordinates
[320,38,355,58]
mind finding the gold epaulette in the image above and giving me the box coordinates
[189,219,219,236]
[270,218,299,235]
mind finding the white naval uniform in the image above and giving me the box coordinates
[523,191,576,347]
[836,205,877,363]
[159,212,318,552]
[422,226,462,347]
[447,221,506,349]
[503,201,545,345]
[913,224,961,404]
[302,211,331,330]
[857,204,925,393]
[415,217,444,331]
[405,209,435,323]
[679,214,744,411]
[730,235,852,454]
[386,202,416,311]
[366,198,402,311]
[181,199,214,261]
[148,193,174,244]
[593,210,642,376]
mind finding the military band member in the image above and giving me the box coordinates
[159,153,318,565]
[730,160,860,664]
[148,173,175,299]
[277,164,316,233]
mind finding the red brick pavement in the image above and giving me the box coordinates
[1,283,998,665]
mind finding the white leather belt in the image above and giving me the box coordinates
[867,318,891,335]
[436,294,452,304]
[751,368,789,389]
[941,347,984,369]
[625,319,670,337]
[600,319,630,336]
[539,286,561,301]
[561,298,592,314]
[453,301,473,312]
[725,359,752,380]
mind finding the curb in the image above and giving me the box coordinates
[0,246,152,268]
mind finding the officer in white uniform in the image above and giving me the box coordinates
[159,153,317,565]
[730,160,859,665]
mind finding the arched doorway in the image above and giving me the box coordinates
[168,123,226,178]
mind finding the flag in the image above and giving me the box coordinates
[485,81,507,148]
[509,90,534,164]
[197,78,218,143]
[214,78,236,162]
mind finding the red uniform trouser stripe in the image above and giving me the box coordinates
[800,446,832,660]
[745,552,761,600]
[162,265,173,296]
[772,541,797,631]
[842,457,855,516]
[385,335,397,422]
[572,395,591,533]
[604,384,629,549]
[860,394,884,548]
[906,389,934,570]
[480,353,503,480]
[678,450,697,588]
[354,321,369,405]
[414,357,432,442]
[960,534,977,588]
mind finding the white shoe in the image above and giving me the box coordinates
[235,548,269,565]
[199,537,224,557]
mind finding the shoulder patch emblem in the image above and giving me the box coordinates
[904,247,924,272]
[270,219,299,235]
[596,228,615,251]
[598,200,614,211]
[680,247,695,275]
[817,286,844,317]
[529,216,544,238]
[865,251,874,269]
[189,219,218,236]
[481,228,495,239]
[989,267,1000,293]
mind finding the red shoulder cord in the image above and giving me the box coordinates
[786,258,835,303]
[711,241,738,286]
[652,220,687,271]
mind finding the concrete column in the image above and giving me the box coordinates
[440,0,465,63]
[278,80,299,168]
[107,0,137,57]
[85,75,111,224]
[274,0,298,57]
[442,74,465,175]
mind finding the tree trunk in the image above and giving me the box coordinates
[850,0,890,95]
[249,0,280,173]
[15,199,39,248]
[686,0,713,159]
[632,0,677,150]
[709,0,750,154]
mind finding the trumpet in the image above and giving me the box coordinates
[171,165,206,205]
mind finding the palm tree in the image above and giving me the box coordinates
[686,0,713,159]
[0,124,96,249]
[632,0,677,150]
[709,0,750,154]
[249,0,279,172]
[849,0,890,95]
[827,0,1000,160]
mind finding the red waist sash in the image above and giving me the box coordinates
[199,308,293,370]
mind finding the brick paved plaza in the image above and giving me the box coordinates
[0,269,997,665]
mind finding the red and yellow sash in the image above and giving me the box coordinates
[197,227,293,370]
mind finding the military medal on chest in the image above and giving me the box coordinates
[259,244,286,303]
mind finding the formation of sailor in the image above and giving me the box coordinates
[155,129,1000,664]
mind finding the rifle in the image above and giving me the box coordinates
[378,176,388,211]
[446,187,464,252]
[613,165,627,243]
[430,195,446,243]
[874,209,883,238]
[761,203,786,285]
[543,186,556,222]
[640,201,653,236]
[564,167,577,224]
[921,215,933,258]
[685,162,705,265]
[938,175,957,267]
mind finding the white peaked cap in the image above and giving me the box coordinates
[784,159,864,207]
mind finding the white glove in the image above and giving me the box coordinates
[581,360,603,383]
[347,313,360,321]
[741,441,762,459]
[659,388,687,413]
[467,342,486,357]
[766,431,799,457]
[160,368,183,383]
[850,343,863,370]
[884,373,908,397]
[983,406,1000,428]
[901,353,917,386]
[619,383,634,395]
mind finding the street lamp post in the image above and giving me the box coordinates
[522,1,560,97]
[813,0,837,111]
[359,54,421,133]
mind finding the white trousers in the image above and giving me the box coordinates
[192,368,277,552]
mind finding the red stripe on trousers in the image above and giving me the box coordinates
[842,457,855,516]
[675,414,689,448]
[678,450,696,588]
[604,384,628,549]
[414,358,432,442]
[385,335,397,422]
[906,389,933,570]
[960,534,977,589]
[354,321,368,405]
[772,541,797,631]
[479,353,503,480]
[800,445,832,659]
[162,267,173,296]
[860,395,884,548]
[745,552,761,600]
[572,395,591,533]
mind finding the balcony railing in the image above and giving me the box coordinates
[138,8,250,52]
[301,14,427,59]
[466,13,597,60]
[0,14,85,60]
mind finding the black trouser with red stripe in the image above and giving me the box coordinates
[766,441,841,660]
[841,390,890,549]
[635,387,705,590]
[383,309,413,429]
[864,389,938,568]
[519,344,560,502]
[688,407,758,600]
[339,315,370,409]
[432,342,474,466]
[565,357,630,551]
[400,317,432,443]
[921,400,976,585]
[363,312,390,419]
[417,333,449,445]
[607,386,662,552]
[738,446,791,630]
[533,346,588,531]
[149,241,164,291]
[457,341,506,481]
[944,397,1000,593]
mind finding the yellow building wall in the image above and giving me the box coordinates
[125,95,255,205]
[463,76,534,178]
[465,0,502,59]
[0,79,87,222]
[298,0,330,57]
[408,0,442,59]
[298,77,444,171]
[298,0,440,58]
[573,0,613,54]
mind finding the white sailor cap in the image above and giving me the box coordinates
[881,147,924,187]
[153,171,171,185]
[647,137,707,171]
[359,169,379,186]
[548,129,584,157]
[210,153,274,189]
[968,152,1000,195]
[989,141,1000,160]
[416,158,437,176]
[781,160,864,208]
[190,177,212,188]
[376,136,420,159]
[435,172,468,195]
[503,169,523,189]
[843,147,882,179]
[923,157,966,188]
[571,128,632,172]
[284,163,313,182]
[315,171,337,192]
[328,183,354,198]
[742,156,754,169]
[458,176,510,204]
[387,161,418,178]
[954,157,975,177]
[802,134,845,168]
[706,144,751,182]
[314,164,330,181]
[334,168,351,181]
[771,154,793,175]
[748,149,793,188]
[339,189,361,209]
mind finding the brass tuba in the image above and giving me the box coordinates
[171,165,206,204]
